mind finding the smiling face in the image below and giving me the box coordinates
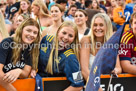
[20,1,29,12]
[22,25,39,44]
[50,6,62,21]
[74,11,87,26]
[58,26,75,48]
[93,17,106,38]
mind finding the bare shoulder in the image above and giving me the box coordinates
[80,36,91,44]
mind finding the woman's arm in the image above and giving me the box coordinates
[64,86,83,91]
[112,55,122,75]
[79,36,91,81]
[3,65,32,83]
[0,64,16,91]
[120,60,136,74]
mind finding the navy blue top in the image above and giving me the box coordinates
[0,37,32,73]
[38,35,84,87]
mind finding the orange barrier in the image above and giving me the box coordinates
[0,79,35,91]
[0,74,136,91]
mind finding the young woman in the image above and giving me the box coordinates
[0,10,9,42]
[8,13,30,36]
[91,0,100,10]
[32,0,52,32]
[42,4,64,37]
[80,13,122,81]
[38,21,84,91]
[0,18,40,91]
[16,13,30,27]
[18,0,31,15]
[74,9,89,41]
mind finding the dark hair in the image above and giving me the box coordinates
[56,0,67,4]
[76,9,88,17]
[85,0,92,8]
[65,4,77,16]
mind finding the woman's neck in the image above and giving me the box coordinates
[77,23,87,34]
[23,10,28,14]
[96,37,104,44]
[53,19,62,28]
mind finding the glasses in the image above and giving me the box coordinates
[0,3,7,7]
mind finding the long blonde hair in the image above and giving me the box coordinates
[90,13,113,55]
[12,18,40,70]
[46,21,79,74]
[32,0,49,17]
[0,13,9,41]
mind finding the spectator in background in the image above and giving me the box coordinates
[32,0,53,32]
[85,0,100,28]
[56,0,67,10]
[0,0,12,24]
[0,10,9,42]
[67,0,76,8]
[42,4,64,37]
[8,13,30,36]
[133,4,136,12]
[113,0,126,29]
[74,9,89,41]
[108,0,118,21]
[64,4,77,22]
[18,0,31,15]
[91,0,100,10]
[5,0,20,19]
[97,0,107,13]
[124,0,136,22]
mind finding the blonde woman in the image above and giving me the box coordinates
[38,21,84,91]
[80,13,122,81]
[0,18,40,91]
[42,4,64,37]
[32,0,53,31]
[0,10,9,42]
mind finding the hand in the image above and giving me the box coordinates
[112,68,118,75]
[30,69,36,78]
[3,68,22,83]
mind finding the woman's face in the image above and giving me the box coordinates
[50,6,62,21]
[16,15,24,26]
[92,0,98,9]
[111,0,116,7]
[74,11,87,26]
[93,17,106,38]
[31,5,39,16]
[133,5,136,12]
[22,25,39,44]
[131,18,136,34]
[58,26,75,48]
[20,1,29,11]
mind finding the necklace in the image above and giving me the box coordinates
[21,51,24,60]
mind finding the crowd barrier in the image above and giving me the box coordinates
[0,74,136,91]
